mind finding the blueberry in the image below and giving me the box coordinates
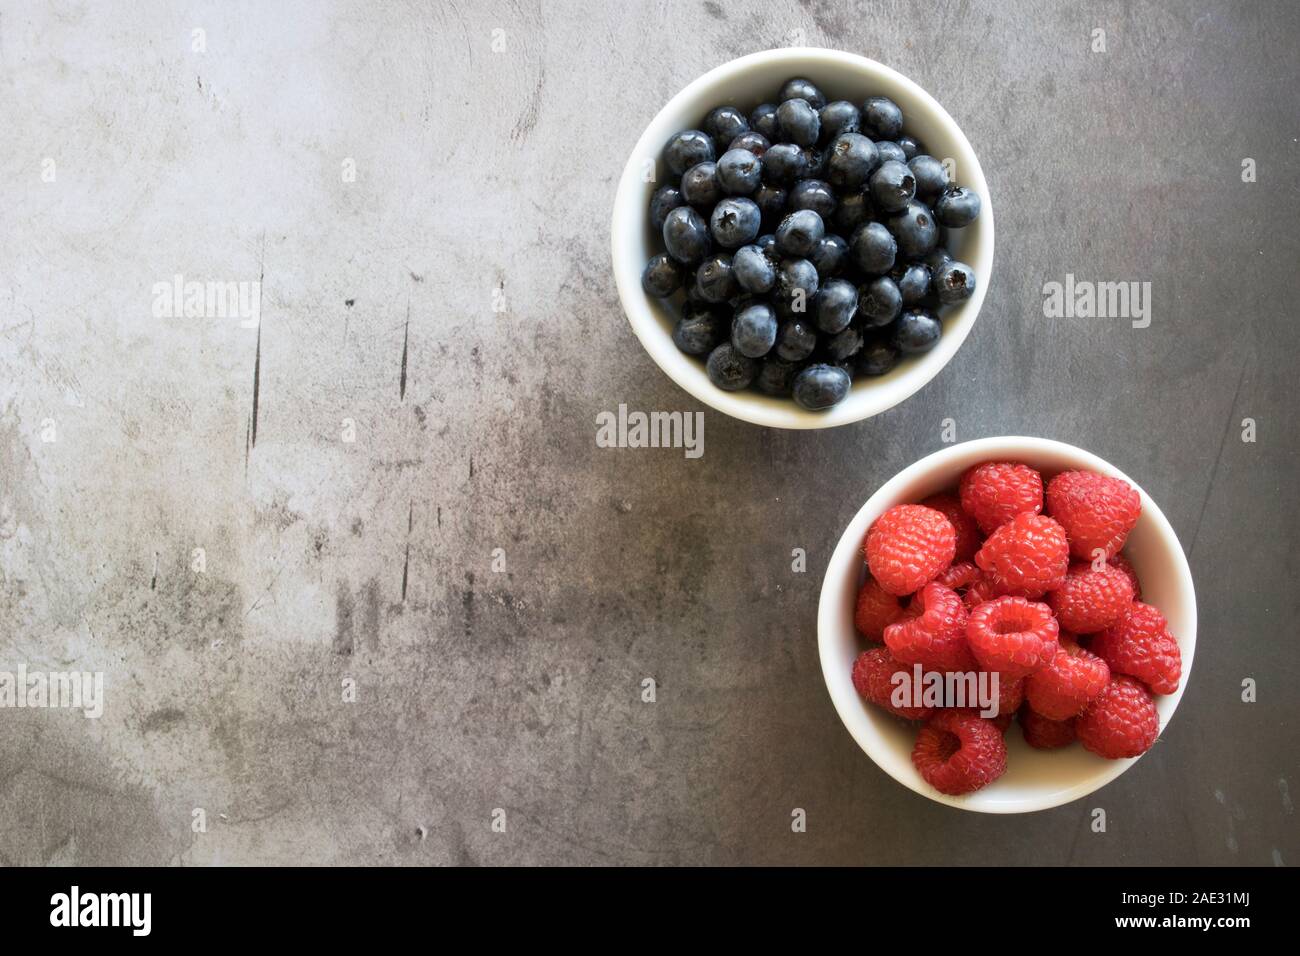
[750,103,780,140]
[890,310,942,353]
[889,200,938,258]
[792,364,851,410]
[814,278,858,333]
[756,357,800,396]
[776,98,820,147]
[861,96,903,139]
[762,142,806,187]
[695,255,737,303]
[704,106,749,153]
[716,148,762,195]
[896,134,924,160]
[850,221,897,275]
[858,276,903,326]
[810,234,848,278]
[664,130,715,177]
[729,131,770,156]
[873,141,907,166]
[779,77,826,110]
[826,132,879,190]
[909,155,948,201]
[922,244,953,272]
[934,186,982,228]
[649,186,684,231]
[732,244,776,294]
[752,184,787,226]
[672,303,724,355]
[731,302,778,358]
[641,253,683,298]
[869,159,915,214]
[755,233,777,258]
[833,191,874,233]
[774,258,820,315]
[709,197,761,248]
[826,324,865,362]
[801,147,827,178]
[706,342,758,391]
[818,100,861,144]
[788,179,837,219]
[893,262,932,304]
[681,162,722,208]
[856,339,899,376]
[663,206,711,264]
[776,209,825,258]
[775,319,818,361]
[933,260,977,304]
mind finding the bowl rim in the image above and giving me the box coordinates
[816,436,1199,813]
[611,47,995,430]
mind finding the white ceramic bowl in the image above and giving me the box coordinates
[612,48,995,429]
[817,437,1197,812]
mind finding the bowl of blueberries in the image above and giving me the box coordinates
[612,48,993,428]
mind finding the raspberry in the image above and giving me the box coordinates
[997,675,1026,716]
[934,560,978,591]
[1047,562,1136,633]
[1046,470,1141,561]
[959,461,1044,534]
[1024,636,1111,720]
[854,577,905,641]
[974,513,1069,598]
[1109,552,1143,601]
[962,571,1001,609]
[883,583,976,672]
[1076,675,1159,759]
[1091,602,1183,695]
[851,648,934,720]
[920,493,982,562]
[912,710,1008,795]
[1020,707,1077,749]
[864,504,956,596]
[966,596,1059,680]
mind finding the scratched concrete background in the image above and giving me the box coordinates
[1,0,1297,866]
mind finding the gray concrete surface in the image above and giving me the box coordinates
[1,0,1297,866]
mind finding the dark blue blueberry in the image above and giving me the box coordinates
[695,255,737,303]
[908,155,948,201]
[896,134,923,160]
[933,260,977,304]
[856,339,899,376]
[663,130,715,177]
[774,258,820,315]
[810,234,849,278]
[850,221,897,275]
[762,142,806,186]
[814,278,858,333]
[934,186,982,228]
[775,209,825,258]
[703,106,749,154]
[861,96,903,139]
[893,262,932,304]
[755,233,777,258]
[826,132,879,190]
[788,179,837,219]
[889,200,938,258]
[775,319,818,361]
[680,162,721,208]
[732,244,776,293]
[709,197,761,248]
[706,342,758,391]
[779,77,826,109]
[792,363,851,410]
[729,131,770,156]
[818,100,861,144]
[826,324,865,362]
[716,148,762,195]
[873,140,907,165]
[869,159,915,214]
[756,357,800,396]
[833,191,874,233]
[752,184,787,226]
[663,206,711,264]
[801,147,827,178]
[641,253,683,298]
[731,302,778,358]
[649,185,684,231]
[672,302,724,355]
[858,276,903,327]
[922,244,953,272]
[749,103,780,140]
[890,310,942,353]
[776,98,820,147]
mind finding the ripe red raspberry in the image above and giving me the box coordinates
[934,560,978,591]
[983,676,1025,732]
[920,493,982,562]
[974,513,1069,598]
[962,571,1001,609]
[959,461,1043,534]
[1024,636,1111,720]
[854,577,905,641]
[851,648,934,720]
[1047,562,1136,633]
[883,583,976,672]
[1046,470,1141,561]
[912,710,1008,795]
[1109,552,1142,601]
[1091,602,1183,695]
[1076,675,1159,759]
[1020,707,1077,749]
[966,596,1059,680]
[864,504,956,596]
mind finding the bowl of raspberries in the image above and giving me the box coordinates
[611,48,993,428]
[817,437,1197,812]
